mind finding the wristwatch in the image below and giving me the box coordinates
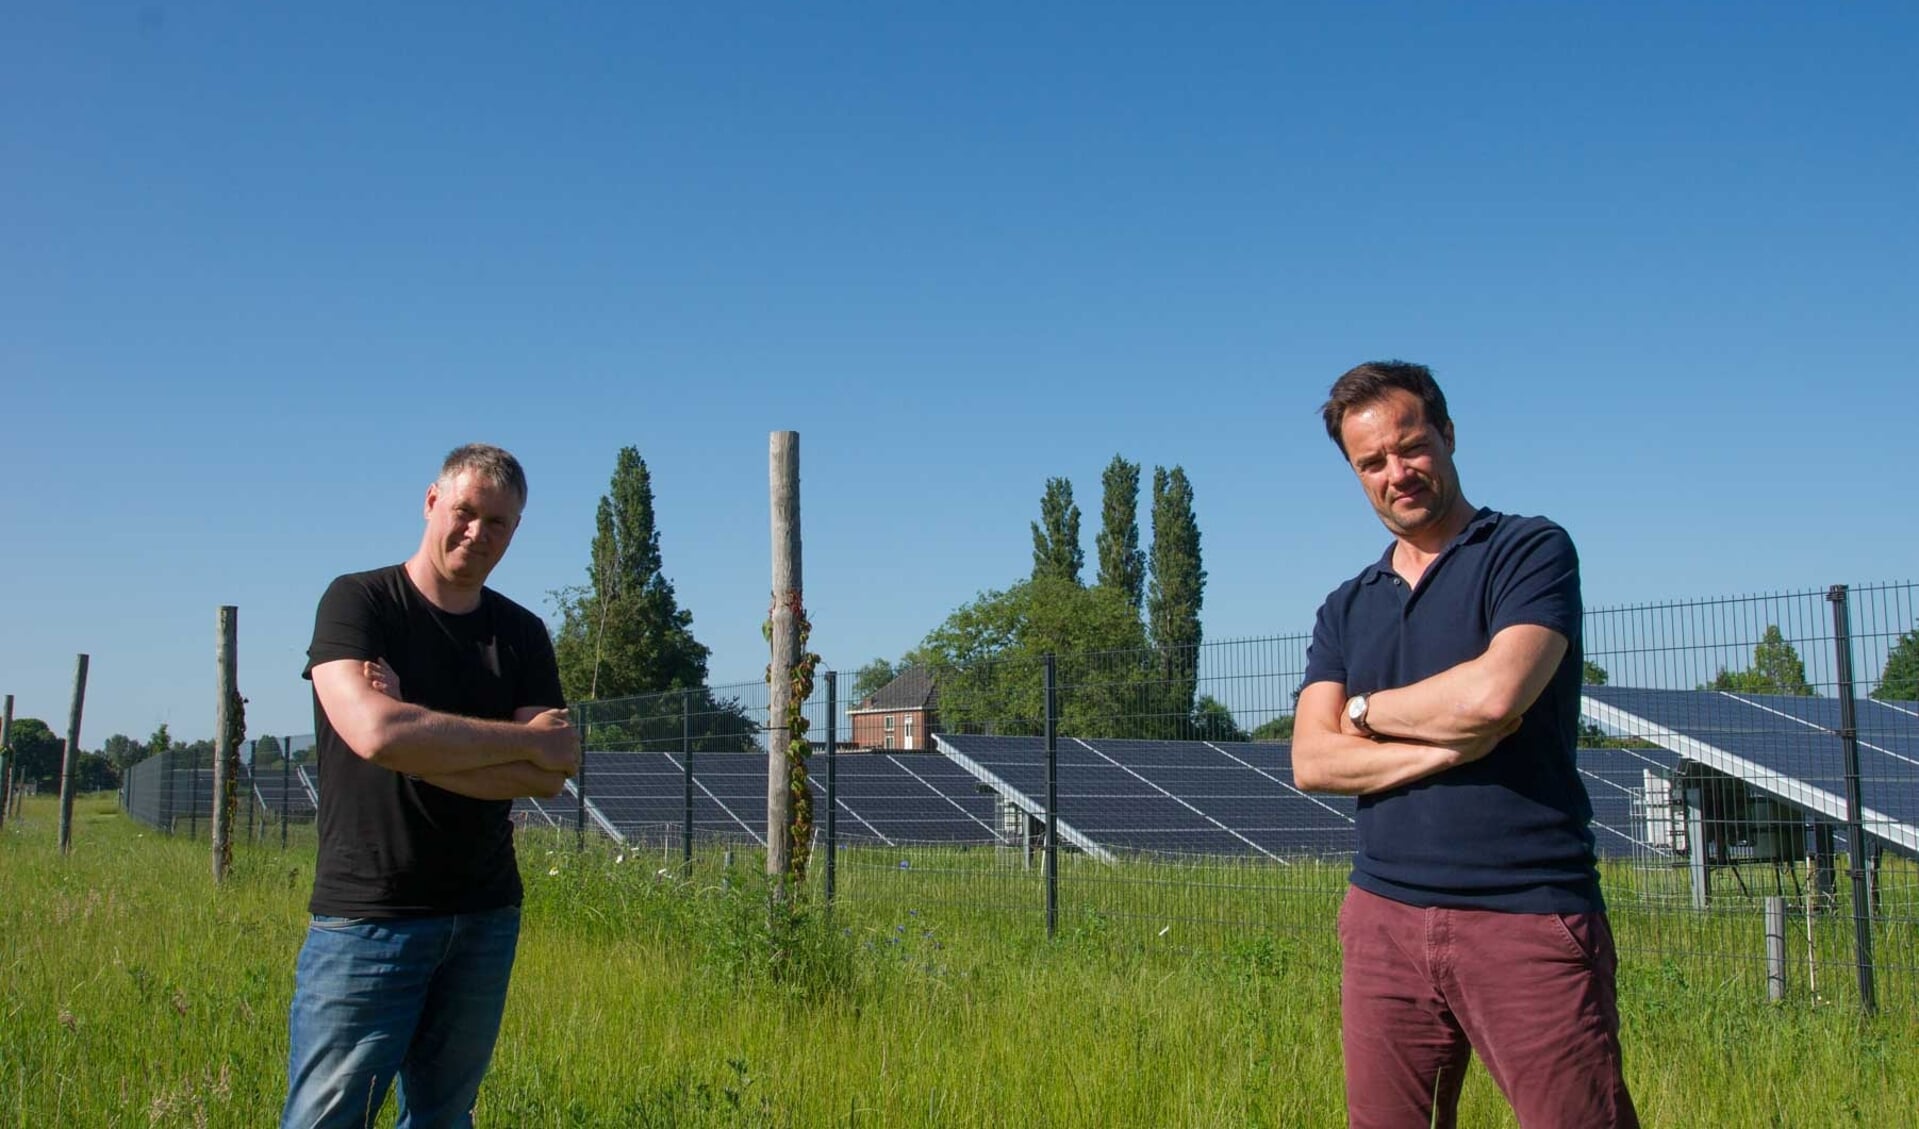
[1346,693,1374,736]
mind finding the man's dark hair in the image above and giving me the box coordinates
[1320,360,1452,456]
[440,443,528,504]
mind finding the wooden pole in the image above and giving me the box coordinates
[212,606,239,882]
[58,654,90,854]
[767,431,801,885]
[0,694,14,830]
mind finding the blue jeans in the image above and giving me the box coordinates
[282,905,521,1129]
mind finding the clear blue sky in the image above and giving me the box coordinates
[4,3,1915,744]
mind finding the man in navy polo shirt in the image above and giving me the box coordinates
[1294,361,1637,1128]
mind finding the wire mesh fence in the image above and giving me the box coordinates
[113,580,1919,1011]
[123,736,319,846]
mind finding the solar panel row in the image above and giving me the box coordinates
[1582,686,1919,859]
[291,688,1918,868]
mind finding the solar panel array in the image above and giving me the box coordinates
[282,716,1873,865]
[559,749,1004,847]
[1583,686,1919,858]
[253,767,317,822]
[935,735,1358,860]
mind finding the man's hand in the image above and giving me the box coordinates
[363,659,402,701]
[1446,714,1523,764]
[524,708,581,776]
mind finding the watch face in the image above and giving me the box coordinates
[1348,697,1365,719]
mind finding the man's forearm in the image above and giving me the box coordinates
[423,760,569,801]
[358,704,549,777]
[1362,625,1566,745]
[1364,664,1504,745]
[1292,730,1467,796]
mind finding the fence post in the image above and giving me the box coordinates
[825,670,838,906]
[246,740,257,845]
[212,606,238,883]
[1826,584,1876,1013]
[57,654,90,855]
[164,742,177,835]
[682,690,694,878]
[574,717,588,851]
[1765,895,1787,1002]
[1044,653,1059,940]
[280,736,291,850]
[0,694,13,830]
[1684,784,1710,909]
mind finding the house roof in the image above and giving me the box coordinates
[854,666,937,712]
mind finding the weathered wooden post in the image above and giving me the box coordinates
[767,431,801,888]
[58,654,90,854]
[1765,896,1788,1003]
[0,694,14,830]
[246,740,257,845]
[212,606,240,882]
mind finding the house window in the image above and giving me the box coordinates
[903,715,915,748]
[884,715,895,732]
[884,731,895,749]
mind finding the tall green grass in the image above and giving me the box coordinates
[4,796,1914,1126]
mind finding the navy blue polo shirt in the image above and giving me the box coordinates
[1302,508,1601,914]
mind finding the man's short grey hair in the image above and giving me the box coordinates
[439,444,528,504]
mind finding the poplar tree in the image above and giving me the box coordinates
[1030,477,1084,585]
[553,447,711,701]
[1148,466,1205,735]
[1095,455,1144,610]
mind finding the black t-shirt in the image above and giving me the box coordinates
[303,564,565,917]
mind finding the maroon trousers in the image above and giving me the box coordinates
[1338,886,1639,1129]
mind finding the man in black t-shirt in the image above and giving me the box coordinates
[282,444,579,1129]
[1293,363,1637,1128]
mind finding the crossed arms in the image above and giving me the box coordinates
[311,658,580,800]
[1291,624,1567,796]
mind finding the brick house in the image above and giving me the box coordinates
[847,667,937,750]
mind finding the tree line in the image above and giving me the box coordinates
[852,455,1243,741]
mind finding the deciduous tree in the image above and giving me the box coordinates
[911,577,1150,736]
[1872,628,1919,702]
[1189,695,1247,743]
[1702,625,1814,696]
[850,658,903,704]
[7,719,65,789]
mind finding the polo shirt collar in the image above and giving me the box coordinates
[1359,506,1500,586]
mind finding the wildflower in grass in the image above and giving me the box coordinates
[58,1008,77,1032]
[548,866,560,876]
[614,853,625,864]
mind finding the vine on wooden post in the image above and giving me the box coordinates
[216,689,246,878]
[767,590,821,885]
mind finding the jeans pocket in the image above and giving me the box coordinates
[1547,912,1600,964]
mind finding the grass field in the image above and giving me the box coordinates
[4,795,1916,1127]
